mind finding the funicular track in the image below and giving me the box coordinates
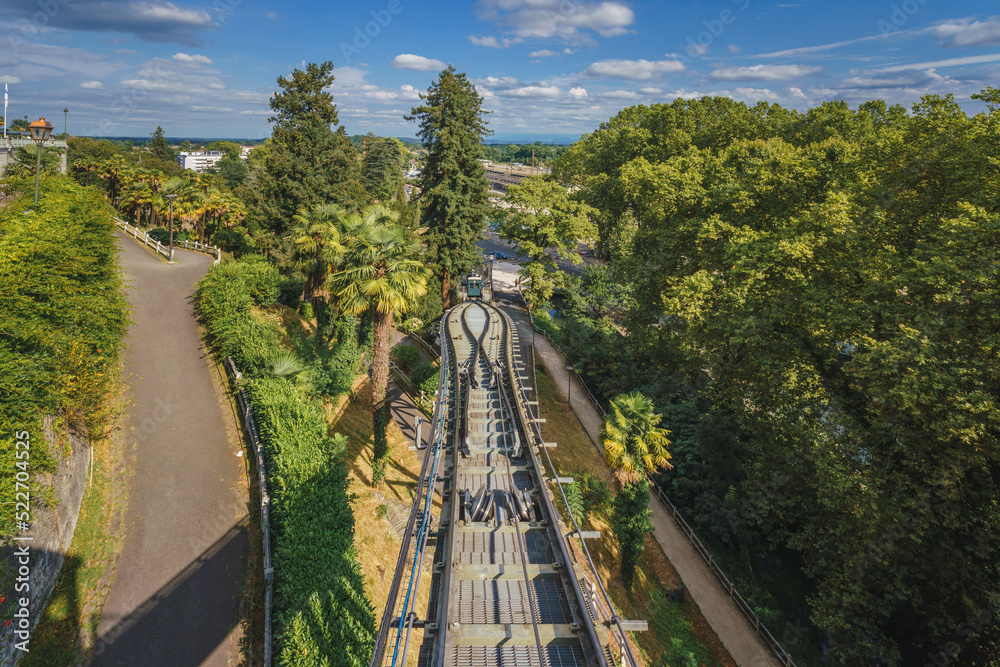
[372,301,641,667]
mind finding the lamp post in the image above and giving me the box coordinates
[566,365,574,405]
[63,108,68,136]
[27,118,54,205]
[165,194,178,262]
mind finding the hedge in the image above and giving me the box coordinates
[0,177,128,540]
[196,259,374,665]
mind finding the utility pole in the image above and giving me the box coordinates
[531,149,535,176]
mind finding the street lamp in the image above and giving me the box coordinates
[27,118,53,205]
[63,108,68,136]
[566,365,574,405]
[165,194,178,262]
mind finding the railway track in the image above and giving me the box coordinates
[371,300,641,667]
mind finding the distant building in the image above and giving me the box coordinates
[240,145,255,161]
[177,151,225,173]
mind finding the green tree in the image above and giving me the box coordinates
[602,391,672,588]
[149,126,174,162]
[207,140,242,160]
[5,145,62,177]
[406,65,492,308]
[289,204,349,310]
[498,176,596,307]
[326,206,432,485]
[260,61,364,243]
[362,135,406,202]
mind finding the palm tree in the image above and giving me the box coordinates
[6,145,62,177]
[289,204,348,311]
[601,391,672,588]
[326,205,432,485]
[602,391,673,485]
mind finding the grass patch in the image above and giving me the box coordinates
[328,377,437,667]
[21,394,128,666]
[531,366,732,667]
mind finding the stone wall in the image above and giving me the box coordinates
[0,417,91,665]
[0,140,69,178]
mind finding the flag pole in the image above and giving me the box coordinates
[3,83,8,143]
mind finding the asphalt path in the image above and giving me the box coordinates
[89,235,247,666]
[478,234,598,278]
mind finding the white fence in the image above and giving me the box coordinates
[114,218,221,264]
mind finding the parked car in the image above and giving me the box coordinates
[493,251,508,260]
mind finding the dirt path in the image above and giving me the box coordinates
[88,235,247,666]
[489,269,781,667]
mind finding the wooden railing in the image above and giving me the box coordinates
[114,218,221,264]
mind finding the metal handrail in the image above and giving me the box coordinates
[498,307,639,667]
[225,357,273,667]
[515,285,798,667]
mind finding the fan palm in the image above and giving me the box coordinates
[6,145,62,177]
[289,204,349,309]
[601,390,671,588]
[326,204,432,485]
[602,391,673,486]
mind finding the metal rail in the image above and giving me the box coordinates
[372,300,634,667]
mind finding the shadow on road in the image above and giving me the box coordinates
[89,522,247,667]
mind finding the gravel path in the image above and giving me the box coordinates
[88,235,247,666]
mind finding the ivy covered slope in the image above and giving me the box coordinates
[196,259,374,666]
[0,178,128,540]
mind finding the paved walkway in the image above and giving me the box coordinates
[89,235,247,666]
[489,268,781,667]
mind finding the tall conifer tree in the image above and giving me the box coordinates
[406,66,492,308]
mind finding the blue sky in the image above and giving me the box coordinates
[2,0,1000,140]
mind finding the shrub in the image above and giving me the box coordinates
[147,227,190,244]
[277,276,305,308]
[198,260,375,663]
[411,362,439,397]
[246,377,374,665]
[393,345,420,370]
[0,179,128,540]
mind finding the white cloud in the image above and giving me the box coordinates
[597,90,641,100]
[931,16,1000,48]
[873,53,1000,72]
[477,0,634,40]
[710,64,822,81]
[583,58,685,79]
[569,87,588,97]
[80,80,105,89]
[172,52,212,65]
[530,49,560,57]
[788,86,806,98]
[727,43,741,54]
[0,75,23,84]
[639,86,662,94]
[505,85,563,99]
[468,35,522,48]
[734,87,780,100]
[391,54,446,71]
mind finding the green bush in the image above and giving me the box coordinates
[198,259,375,663]
[277,276,305,308]
[411,362,439,396]
[0,178,128,541]
[246,378,374,665]
[393,344,420,370]
[147,227,190,244]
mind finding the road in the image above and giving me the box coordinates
[89,235,247,666]
[478,233,599,279]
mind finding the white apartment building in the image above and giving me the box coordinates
[177,151,225,173]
